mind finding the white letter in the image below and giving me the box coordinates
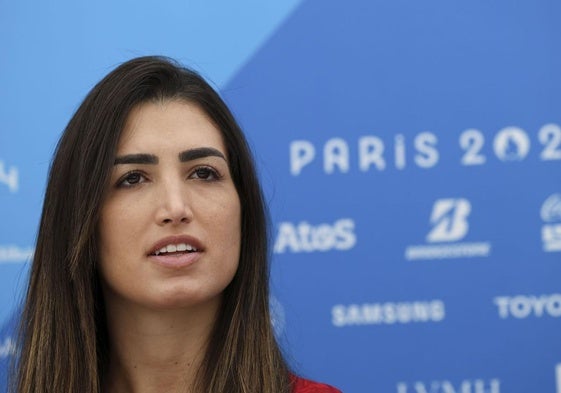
[396,303,412,323]
[396,382,409,393]
[510,296,531,319]
[546,294,561,317]
[362,304,383,324]
[411,302,430,322]
[395,134,406,170]
[332,305,347,327]
[0,162,19,193]
[494,296,510,318]
[413,382,433,393]
[324,138,349,174]
[290,140,315,176]
[531,295,548,317]
[347,305,362,325]
[383,303,397,324]
[473,379,501,393]
[441,381,459,393]
[415,132,439,168]
[431,300,446,322]
[359,136,386,171]
[273,223,301,253]
[297,222,315,252]
[312,224,336,251]
[334,219,357,250]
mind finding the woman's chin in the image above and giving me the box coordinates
[141,288,223,312]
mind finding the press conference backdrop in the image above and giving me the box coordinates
[1,1,560,392]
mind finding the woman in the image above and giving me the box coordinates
[11,56,341,392]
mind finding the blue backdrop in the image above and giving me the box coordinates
[1,1,560,392]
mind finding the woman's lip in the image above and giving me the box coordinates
[149,251,201,269]
[148,235,204,256]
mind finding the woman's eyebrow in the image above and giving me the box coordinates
[114,153,158,165]
[113,148,226,165]
[179,147,226,162]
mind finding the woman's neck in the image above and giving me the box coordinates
[102,297,220,393]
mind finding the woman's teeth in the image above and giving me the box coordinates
[154,243,197,255]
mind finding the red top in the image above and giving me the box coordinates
[292,376,342,393]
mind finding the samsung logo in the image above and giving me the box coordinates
[332,300,445,327]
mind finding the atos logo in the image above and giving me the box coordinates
[273,218,356,254]
[405,199,491,260]
[541,193,561,252]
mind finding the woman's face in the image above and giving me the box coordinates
[98,100,241,310]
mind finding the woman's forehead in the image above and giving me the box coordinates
[117,100,227,156]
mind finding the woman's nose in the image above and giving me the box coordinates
[155,179,193,225]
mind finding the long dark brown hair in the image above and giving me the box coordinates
[12,56,291,393]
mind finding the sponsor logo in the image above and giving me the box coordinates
[426,198,471,243]
[396,378,500,393]
[289,123,561,175]
[332,300,445,327]
[541,194,561,252]
[494,294,561,319]
[405,199,491,261]
[0,245,34,264]
[493,127,530,161]
[555,363,561,393]
[0,336,16,359]
[0,160,19,193]
[273,218,356,254]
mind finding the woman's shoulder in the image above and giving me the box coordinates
[291,375,342,393]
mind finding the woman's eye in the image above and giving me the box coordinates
[191,166,220,181]
[118,172,146,187]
